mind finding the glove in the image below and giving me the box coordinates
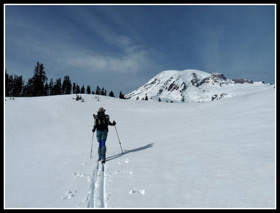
[92,127,96,133]
[113,121,116,126]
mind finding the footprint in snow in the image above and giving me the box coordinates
[129,189,145,195]
[114,170,121,175]
[61,190,77,199]
[125,158,129,164]
[124,170,133,175]
[72,172,85,178]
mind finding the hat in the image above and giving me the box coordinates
[98,107,106,113]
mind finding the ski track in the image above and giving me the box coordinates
[87,161,106,208]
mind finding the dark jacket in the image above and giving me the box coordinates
[93,114,115,132]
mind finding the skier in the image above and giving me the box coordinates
[92,107,116,163]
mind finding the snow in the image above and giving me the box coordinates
[4,86,275,209]
[125,69,274,103]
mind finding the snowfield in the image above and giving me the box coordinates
[5,85,275,208]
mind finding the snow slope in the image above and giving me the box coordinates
[5,87,275,208]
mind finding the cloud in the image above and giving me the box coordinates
[64,34,157,74]
[5,5,164,81]
[66,50,147,74]
[7,21,157,76]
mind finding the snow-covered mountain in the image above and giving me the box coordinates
[125,69,271,102]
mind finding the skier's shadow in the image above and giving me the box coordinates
[106,143,153,162]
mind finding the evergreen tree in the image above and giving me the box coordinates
[31,62,48,96]
[53,78,62,95]
[62,75,72,94]
[86,85,91,94]
[72,82,76,94]
[96,86,101,95]
[44,82,49,96]
[145,94,148,101]
[4,71,24,97]
[119,91,125,99]
[5,61,125,100]
[5,71,14,96]
[109,90,115,97]
[101,87,105,96]
[49,79,54,95]
[13,74,24,96]
[81,85,85,94]
[76,84,80,94]
[23,78,33,97]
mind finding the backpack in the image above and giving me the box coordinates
[93,114,110,131]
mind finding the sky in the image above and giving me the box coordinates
[5,4,275,94]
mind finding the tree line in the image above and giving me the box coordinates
[5,62,126,99]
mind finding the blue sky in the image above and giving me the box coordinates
[5,4,275,94]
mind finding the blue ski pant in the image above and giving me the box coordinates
[96,130,108,159]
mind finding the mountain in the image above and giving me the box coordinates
[125,69,271,102]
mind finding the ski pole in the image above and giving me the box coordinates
[114,126,123,154]
[91,114,97,159]
[90,132,94,158]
